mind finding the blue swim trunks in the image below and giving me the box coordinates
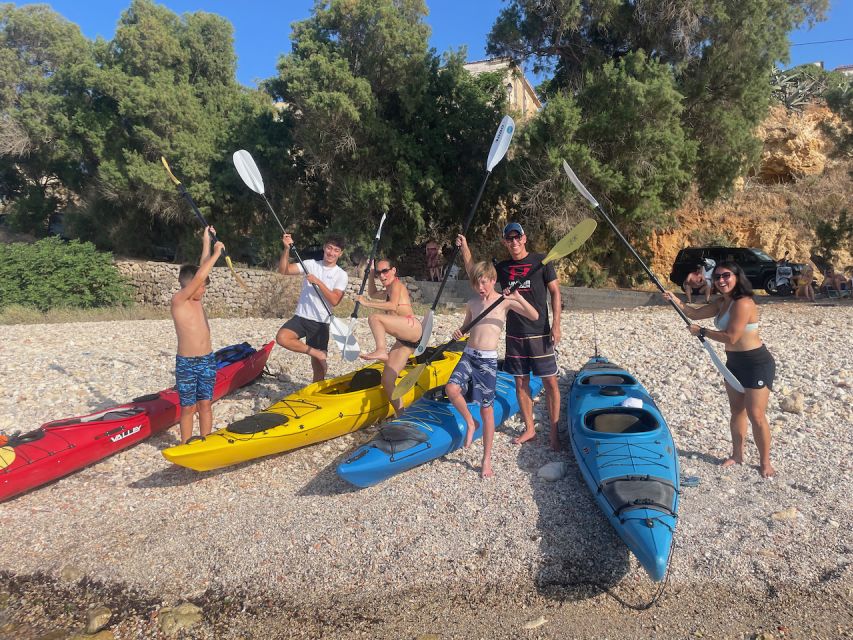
[447,347,498,408]
[175,352,216,407]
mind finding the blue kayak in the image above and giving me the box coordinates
[338,369,543,487]
[566,356,679,582]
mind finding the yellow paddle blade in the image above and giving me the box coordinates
[391,362,427,401]
[0,445,15,470]
[543,217,597,264]
[160,156,181,186]
[225,256,250,292]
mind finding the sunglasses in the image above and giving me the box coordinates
[374,267,392,276]
[713,272,734,281]
[504,234,523,242]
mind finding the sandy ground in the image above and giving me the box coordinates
[0,301,851,639]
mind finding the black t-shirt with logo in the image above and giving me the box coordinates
[495,252,557,337]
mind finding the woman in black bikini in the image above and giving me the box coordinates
[356,258,423,415]
[663,261,776,478]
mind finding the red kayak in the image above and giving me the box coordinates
[0,341,274,502]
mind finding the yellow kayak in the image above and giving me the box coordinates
[161,345,464,471]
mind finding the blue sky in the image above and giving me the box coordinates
[17,0,853,86]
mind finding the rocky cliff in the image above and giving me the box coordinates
[649,103,852,279]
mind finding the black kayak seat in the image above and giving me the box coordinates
[349,368,382,392]
[372,422,429,455]
[583,374,633,386]
[229,412,288,435]
[585,408,658,434]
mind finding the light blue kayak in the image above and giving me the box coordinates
[567,356,679,582]
[338,369,543,487]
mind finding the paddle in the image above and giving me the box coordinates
[561,160,745,394]
[342,213,388,362]
[392,217,598,401]
[232,149,357,358]
[413,115,516,357]
[160,156,248,291]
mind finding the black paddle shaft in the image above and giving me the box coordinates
[422,261,546,367]
[351,217,386,320]
[176,183,232,261]
[593,204,693,328]
[430,170,491,309]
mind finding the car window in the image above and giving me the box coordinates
[752,249,774,262]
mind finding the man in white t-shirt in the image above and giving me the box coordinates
[277,233,348,381]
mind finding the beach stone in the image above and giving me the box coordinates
[522,616,547,630]
[33,632,70,640]
[416,634,442,640]
[779,391,804,414]
[537,461,566,481]
[158,603,203,636]
[59,565,85,582]
[85,605,112,633]
[771,507,799,521]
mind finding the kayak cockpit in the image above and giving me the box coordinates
[584,407,659,434]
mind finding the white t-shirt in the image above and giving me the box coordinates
[295,259,348,323]
[702,258,716,286]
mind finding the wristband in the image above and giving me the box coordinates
[698,327,706,340]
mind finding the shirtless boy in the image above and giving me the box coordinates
[446,262,538,478]
[170,227,224,444]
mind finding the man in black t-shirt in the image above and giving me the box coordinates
[457,222,562,450]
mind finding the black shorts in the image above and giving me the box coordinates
[281,315,329,352]
[726,345,776,391]
[504,334,558,378]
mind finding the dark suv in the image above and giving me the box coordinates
[670,246,803,293]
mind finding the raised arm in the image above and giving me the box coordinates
[199,226,215,265]
[456,234,475,279]
[174,243,224,304]
[277,233,302,276]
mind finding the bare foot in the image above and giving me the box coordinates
[512,428,536,445]
[759,462,776,478]
[549,432,561,452]
[464,420,479,449]
[359,350,388,362]
[721,456,742,469]
[481,463,493,478]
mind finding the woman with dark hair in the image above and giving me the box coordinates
[355,258,422,415]
[663,261,776,478]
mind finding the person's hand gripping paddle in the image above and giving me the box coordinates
[232,149,357,358]
[341,213,388,362]
[160,157,248,291]
[561,160,745,393]
[414,115,516,357]
[392,218,598,401]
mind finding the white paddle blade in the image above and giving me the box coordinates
[413,310,434,356]
[330,317,360,359]
[561,160,600,209]
[341,318,361,362]
[702,340,745,393]
[486,115,515,172]
[233,149,266,195]
[375,213,388,239]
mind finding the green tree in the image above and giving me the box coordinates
[487,0,828,203]
[265,0,510,259]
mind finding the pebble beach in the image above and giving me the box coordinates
[1,301,851,639]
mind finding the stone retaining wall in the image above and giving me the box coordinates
[114,261,424,317]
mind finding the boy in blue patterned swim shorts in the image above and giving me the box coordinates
[446,262,538,477]
[170,227,224,444]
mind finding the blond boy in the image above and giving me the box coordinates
[445,262,538,477]
[170,227,224,444]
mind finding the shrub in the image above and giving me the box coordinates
[0,238,131,311]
